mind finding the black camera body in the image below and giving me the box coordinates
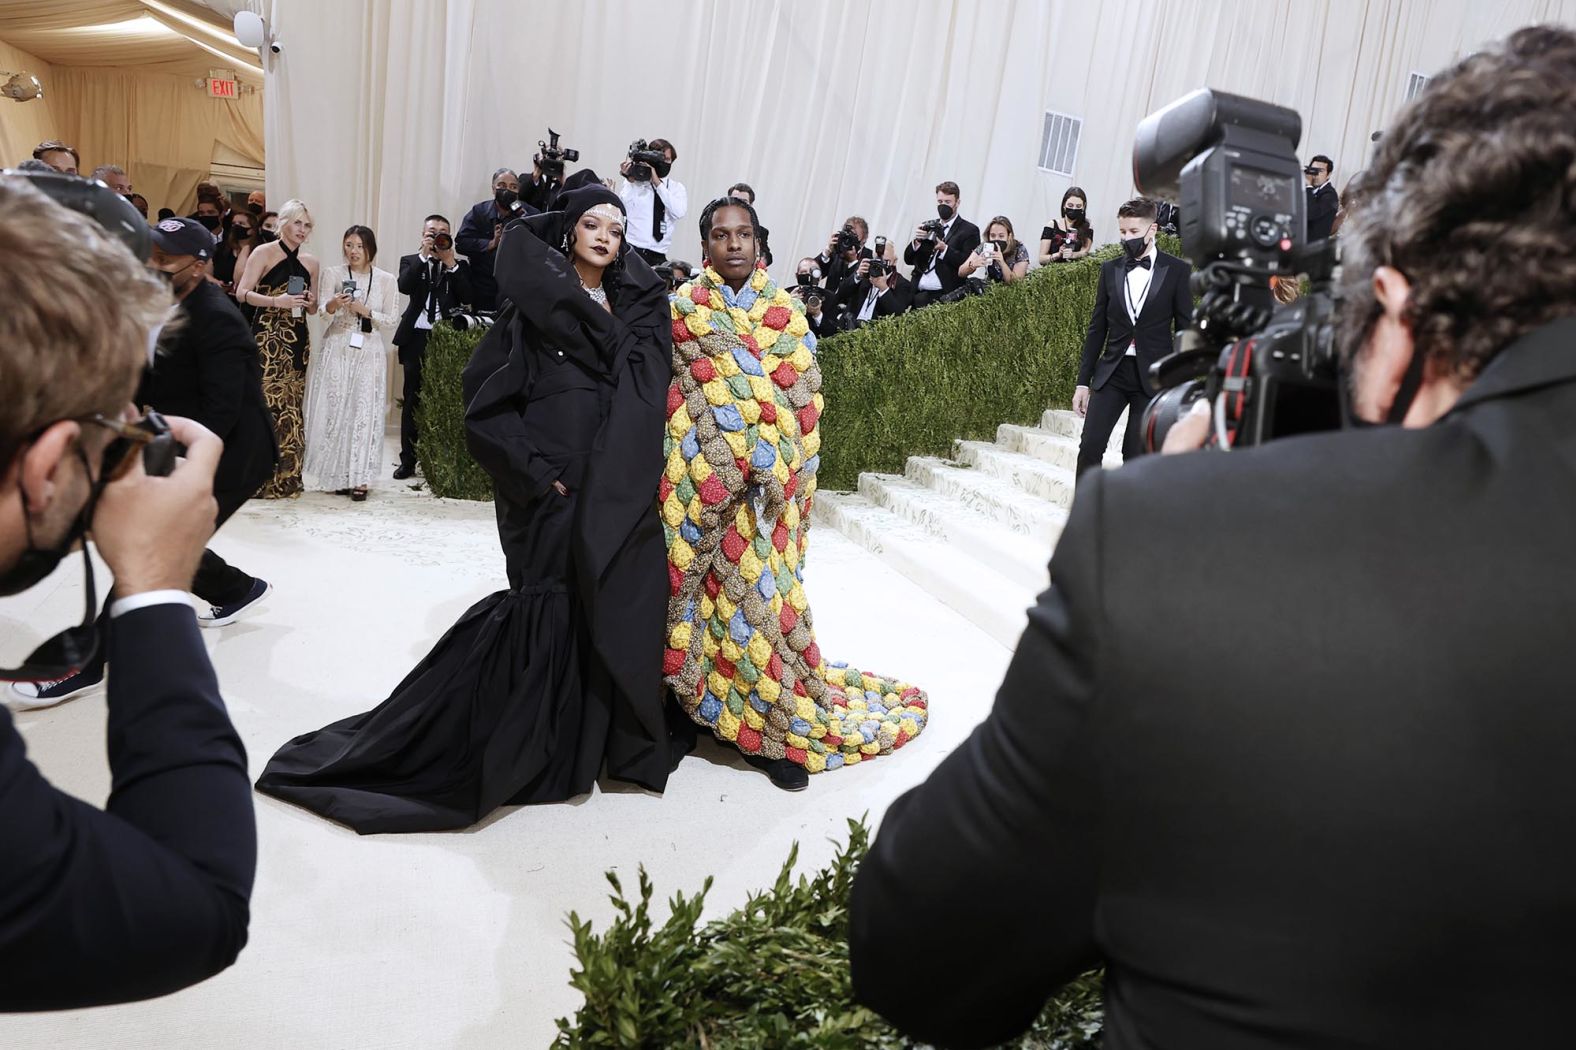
[834,224,862,256]
[537,127,580,184]
[867,259,889,280]
[432,231,453,252]
[627,139,670,183]
[1132,88,1340,450]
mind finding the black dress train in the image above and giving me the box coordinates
[255,206,675,833]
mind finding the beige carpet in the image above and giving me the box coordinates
[0,448,1014,1049]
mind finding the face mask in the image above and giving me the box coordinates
[937,203,955,221]
[495,187,518,208]
[258,228,278,243]
[1121,234,1149,259]
[0,448,93,597]
[653,158,673,179]
[196,214,221,231]
[1064,207,1085,223]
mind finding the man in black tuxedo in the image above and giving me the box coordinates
[835,239,914,327]
[0,175,255,1010]
[1305,153,1339,240]
[1072,197,1192,477]
[393,214,474,479]
[457,168,537,311]
[904,181,981,308]
[10,217,279,707]
[850,25,1576,1048]
[814,215,873,295]
[790,257,840,340]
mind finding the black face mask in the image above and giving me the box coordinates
[494,187,518,208]
[1064,207,1085,223]
[1121,234,1149,259]
[196,214,222,231]
[937,203,956,221]
[653,158,673,179]
[257,228,278,244]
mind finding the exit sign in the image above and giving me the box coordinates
[207,77,237,99]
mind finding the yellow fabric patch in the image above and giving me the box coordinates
[661,493,686,528]
[668,622,692,650]
[788,344,814,373]
[670,537,694,571]
[738,546,764,583]
[786,313,809,338]
[756,676,781,704]
[703,378,732,406]
[746,632,773,669]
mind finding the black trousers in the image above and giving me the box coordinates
[1077,356,1151,478]
[911,287,946,310]
[397,331,430,470]
[633,246,667,267]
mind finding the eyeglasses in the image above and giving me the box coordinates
[81,410,178,483]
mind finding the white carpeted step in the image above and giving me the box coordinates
[953,440,1077,510]
[996,423,1122,472]
[903,455,1068,543]
[813,492,1033,649]
[856,473,1051,588]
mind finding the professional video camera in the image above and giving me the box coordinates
[626,139,670,183]
[1133,88,1340,451]
[536,127,580,186]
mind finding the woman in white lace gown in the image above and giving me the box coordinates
[304,225,399,499]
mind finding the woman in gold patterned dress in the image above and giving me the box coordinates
[236,198,320,498]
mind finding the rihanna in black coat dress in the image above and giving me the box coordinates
[256,184,676,833]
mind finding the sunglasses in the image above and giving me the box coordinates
[0,411,177,684]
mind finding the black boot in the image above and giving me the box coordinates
[743,754,809,792]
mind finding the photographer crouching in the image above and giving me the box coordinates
[851,25,1576,1049]
[0,175,255,1009]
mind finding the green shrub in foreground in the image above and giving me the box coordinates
[416,322,493,501]
[552,819,1104,1049]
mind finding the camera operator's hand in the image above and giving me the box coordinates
[618,158,632,178]
[419,232,436,259]
[856,259,872,279]
[91,415,220,598]
[1072,385,1090,418]
[788,285,807,302]
[1162,398,1213,454]
[487,222,503,252]
[647,166,662,186]
[436,242,457,267]
[913,226,929,247]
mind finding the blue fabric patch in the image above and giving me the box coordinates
[801,454,820,477]
[714,404,745,432]
[749,691,771,713]
[803,329,818,353]
[728,609,752,645]
[698,694,723,724]
[750,442,777,470]
[731,345,765,376]
[679,519,703,544]
[680,427,701,461]
[790,717,812,736]
[681,598,696,621]
[827,753,845,770]
[756,571,776,600]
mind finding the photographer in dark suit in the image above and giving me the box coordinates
[814,215,873,294]
[835,239,913,327]
[393,214,474,479]
[904,181,981,308]
[457,168,537,311]
[789,258,838,339]
[1071,198,1192,477]
[0,174,255,1010]
[1304,153,1339,241]
[850,27,1576,1049]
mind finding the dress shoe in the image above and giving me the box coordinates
[392,463,415,480]
[743,753,809,791]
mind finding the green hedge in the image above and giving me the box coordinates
[814,234,1181,491]
[552,819,1103,1048]
[415,235,1182,498]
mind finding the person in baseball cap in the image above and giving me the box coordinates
[149,215,214,273]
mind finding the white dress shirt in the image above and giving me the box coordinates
[916,219,956,292]
[620,176,689,255]
[1123,241,1159,356]
[857,285,886,323]
[109,590,195,618]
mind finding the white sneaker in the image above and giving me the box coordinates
[7,667,106,712]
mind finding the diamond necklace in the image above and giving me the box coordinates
[580,280,608,306]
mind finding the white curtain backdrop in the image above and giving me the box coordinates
[262,0,1576,289]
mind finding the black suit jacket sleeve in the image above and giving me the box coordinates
[194,301,255,440]
[850,481,1106,1048]
[455,202,495,259]
[1172,257,1193,331]
[397,252,429,296]
[448,259,474,307]
[0,604,255,1012]
[1078,260,1113,386]
[940,220,982,278]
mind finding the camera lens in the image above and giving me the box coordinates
[1141,381,1207,453]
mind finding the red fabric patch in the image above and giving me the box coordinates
[721,526,747,563]
[658,476,674,503]
[825,735,844,748]
[690,358,716,383]
[771,362,798,389]
[698,474,728,505]
[662,648,685,674]
[736,457,749,476]
[797,402,820,434]
[689,285,711,305]
[785,746,807,765]
[757,400,777,423]
[666,383,684,416]
[772,522,790,552]
[740,333,761,356]
[901,687,919,702]
[767,653,783,680]
[715,653,737,680]
[793,680,807,697]
[779,604,797,634]
[894,729,910,748]
[671,318,692,344]
[803,641,821,668]
[783,473,797,499]
[737,725,763,754]
[762,304,792,331]
[668,563,684,595]
[705,574,721,599]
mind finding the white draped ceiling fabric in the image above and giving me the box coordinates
[262,0,1576,286]
[0,0,263,212]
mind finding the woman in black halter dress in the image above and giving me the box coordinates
[256,182,678,833]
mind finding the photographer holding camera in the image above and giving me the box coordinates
[814,215,873,293]
[904,180,980,308]
[393,214,474,479]
[834,238,913,327]
[618,137,686,266]
[457,168,537,312]
[851,26,1576,1049]
[790,257,838,339]
[0,174,255,1010]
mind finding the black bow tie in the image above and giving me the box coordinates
[1126,256,1152,272]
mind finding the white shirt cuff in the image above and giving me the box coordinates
[109,590,195,618]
